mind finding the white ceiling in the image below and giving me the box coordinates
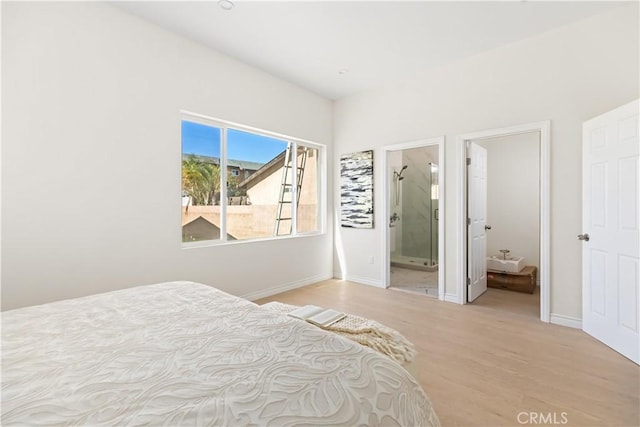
[114,1,625,100]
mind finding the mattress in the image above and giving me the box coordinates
[2,281,439,426]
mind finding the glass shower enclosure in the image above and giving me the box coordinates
[389,148,439,271]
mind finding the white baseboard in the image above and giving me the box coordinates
[242,273,332,301]
[444,293,461,304]
[343,274,386,288]
[550,314,582,329]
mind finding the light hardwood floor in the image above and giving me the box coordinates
[390,266,439,297]
[256,279,639,427]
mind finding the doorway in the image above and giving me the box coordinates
[470,132,541,316]
[457,122,550,322]
[383,137,445,300]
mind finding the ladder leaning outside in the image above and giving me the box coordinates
[274,144,308,236]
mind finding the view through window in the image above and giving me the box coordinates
[181,114,321,244]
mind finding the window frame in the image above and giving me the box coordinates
[180,110,326,248]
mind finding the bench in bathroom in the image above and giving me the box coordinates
[487,266,537,294]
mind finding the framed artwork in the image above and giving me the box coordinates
[340,150,374,228]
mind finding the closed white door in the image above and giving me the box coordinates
[468,142,488,302]
[582,99,639,364]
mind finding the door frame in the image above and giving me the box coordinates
[456,121,551,322]
[382,137,446,300]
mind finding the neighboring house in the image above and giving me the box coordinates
[182,153,264,183]
[181,148,319,241]
[182,216,229,242]
[239,148,319,234]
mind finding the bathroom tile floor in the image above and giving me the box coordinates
[390,266,438,298]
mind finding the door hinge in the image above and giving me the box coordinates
[467,217,471,226]
[466,157,471,166]
[467,277,471,285]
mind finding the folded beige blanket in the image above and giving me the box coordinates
[261,301,416,365]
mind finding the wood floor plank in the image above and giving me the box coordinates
[255,279,640,427]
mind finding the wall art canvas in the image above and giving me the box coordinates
[340,150,374,228]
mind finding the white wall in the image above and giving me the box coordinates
[478,133,540,275]
[1,2,333,310]
[333,4,639,319]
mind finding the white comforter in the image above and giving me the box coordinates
[2,281,439,426]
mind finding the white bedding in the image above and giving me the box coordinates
[2,281,439,426]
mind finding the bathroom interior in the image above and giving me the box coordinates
[388,145,440,298]
[474,131,541,315]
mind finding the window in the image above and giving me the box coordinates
[297,146,319,234]
[181,112,323,245]
[181,120,222,243]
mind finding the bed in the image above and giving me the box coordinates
[2,281,439,426]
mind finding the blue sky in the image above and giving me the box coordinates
[182,121,287,164]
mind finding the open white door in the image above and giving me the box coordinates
[467,142,488,302]
[582,99,639,365]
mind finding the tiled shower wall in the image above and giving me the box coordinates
[401,146,439,259]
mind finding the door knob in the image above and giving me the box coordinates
[485,225,492,230]
[578,233,590,242]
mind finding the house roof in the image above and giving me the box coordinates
[183,215,237,240]
[183,215,216,228]
[238,150,286,190]
[182,153,264,171]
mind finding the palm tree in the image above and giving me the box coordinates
[182,156,221,205]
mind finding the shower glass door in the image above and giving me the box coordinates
[428,163,439,266]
